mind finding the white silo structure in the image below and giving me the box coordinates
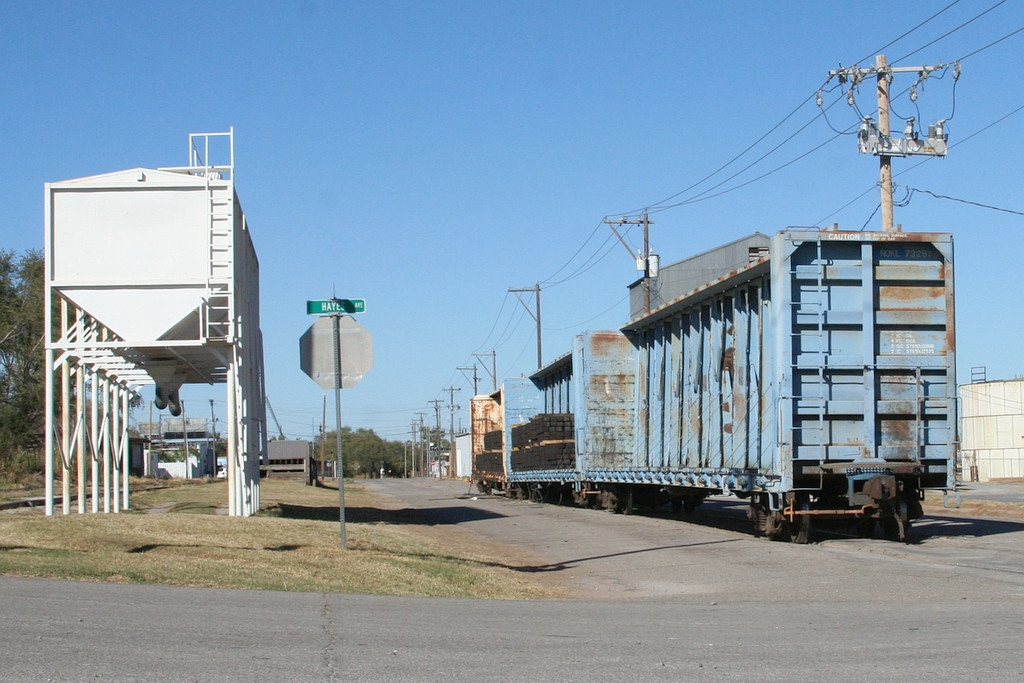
[959,378,1024,482]
[43,130,266,516]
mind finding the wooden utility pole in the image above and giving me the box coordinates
[828,55,952,233]
[443,386,460,478]
[473,351,497,392]
[428,400,443,476]
[417,412,427,476]
[457,366,480,395]
[605,212,656,313]
[641,212,652,311]
[876,55,894,232]
[509,285,542,369]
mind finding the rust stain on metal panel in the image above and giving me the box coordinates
[589,374,632,400]
[471,395,505,476]
[591,331,623,354]
[880,417,914,450]
[878,284,943,307]
[722,346,735,375]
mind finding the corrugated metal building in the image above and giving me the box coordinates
[960,378,1024,481]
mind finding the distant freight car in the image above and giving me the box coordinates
[470,377,546,494]
[472,228,957,542]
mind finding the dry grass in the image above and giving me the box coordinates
[0,478,563,599]
[923,490,1024,519]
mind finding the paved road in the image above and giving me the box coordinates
[2,478,1023,681]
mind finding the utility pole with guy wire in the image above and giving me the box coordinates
[605,211,657,314]
[457,366,480,395]
[473,351,497,392]
[509,284,542,369]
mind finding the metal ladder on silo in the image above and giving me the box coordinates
[204,180,233,341]
[188,130,235,342]
[790,240,827,486]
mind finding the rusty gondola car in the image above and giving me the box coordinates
[471,228,957,542]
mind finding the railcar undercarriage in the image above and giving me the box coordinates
[489,470,933,543]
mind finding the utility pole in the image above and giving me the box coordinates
[444,386,461,478]
[457,366,480,395]
[605,212,657,314]
[827,55,953,232]
[428,399,443,476]
[409,419,417,478]
[876,54,894,232]
[416,412,427,476]
[473,351,497,392]
[509,284,542,369]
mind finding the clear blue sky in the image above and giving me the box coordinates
[2,1,1022,442]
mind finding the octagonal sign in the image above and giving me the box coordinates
[299,315,373,389]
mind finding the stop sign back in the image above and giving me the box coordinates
[299,315,373,389]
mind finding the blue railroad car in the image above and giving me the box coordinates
[472,228,957,542]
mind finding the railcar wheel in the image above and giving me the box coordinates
[880,499,911,542]
[894,499,911,543]
[788,498,811,544]
[764,510,786,541]
[529,484,544,503]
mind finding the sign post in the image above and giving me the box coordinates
[330,312,345,549]
[301,298,372,549]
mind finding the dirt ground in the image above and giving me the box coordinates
[364,477,1024,600]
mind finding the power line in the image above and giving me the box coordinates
[541,227,623,287]
[620,4,998,223]
[539,218,609,285]
[851,0,964,66]
[492,301,529,350]
[546,294,630,331]
[456,8,1024,416]
[650,101,849,215]
[895,184,1024,216]
[472,291,512,353]
[956,23,1024,61]
[523,6,1007,302]
[892,0,1008,64]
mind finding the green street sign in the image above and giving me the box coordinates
[307,298,366,315]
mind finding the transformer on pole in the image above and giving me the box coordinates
[826,55,956,232]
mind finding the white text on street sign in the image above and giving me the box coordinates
[307,298,366,315]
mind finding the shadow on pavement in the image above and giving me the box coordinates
[272,503,508,526]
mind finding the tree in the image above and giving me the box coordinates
[316,427,408,478]
[0,250,45,476]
